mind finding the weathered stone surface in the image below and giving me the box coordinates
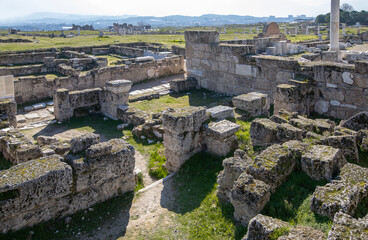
[276,123,304,142]
[311,163,368,219]
[205,120,240,139]
[301,145,347,181]
[230,174,271,226]
[206,105,234,120]
[69,133,100,154]
[233,92,270,117]
[162,106,207,134]
[327,212,368,240]
[248,144,294,191]
[333,126,357,136]
[340,112,368,131]
[85,142,113,158]
[243,214,291,240]
[0,156,73,232]
[217,154,253,202]
[279,226,326,240]
[321,135,359,162]
[36,135,59,146]
[250,118,279,147]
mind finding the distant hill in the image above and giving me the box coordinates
[0,12,313,31]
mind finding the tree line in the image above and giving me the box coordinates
[316,3,368,26]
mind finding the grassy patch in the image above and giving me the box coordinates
[0,192,134,240]
[130,89,231,114]
[0,152,12,171]
[148,145,168,179]
[261,170,332,234]
[140,152,247,240]
[135,172,145,192]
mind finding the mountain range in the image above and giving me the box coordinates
[0,12,313,31]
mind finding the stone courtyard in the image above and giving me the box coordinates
[1,3,368,239]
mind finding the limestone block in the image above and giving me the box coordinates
[235,64,257,77]
[105,79,132,94]
[0,156,73,232]
[248,145,294,191]
[282,140,310,162]
[205,134,238,157]
[321,135,359,162]
[205,120,240,139]
[289,116,315,133]
[217,155,252,202]
[230,173,272,226]
[362,136,368,152]
[206,105,234,120]
[250,119,279,147]
[15,144,43,163]
[36,136,59,146]
[170,77,198,93]
[164,148,198,173]
[163,131,201,155]
[70,139,135,194]
[69,133,100,154]
[334,126,357,136]
[233,92,270,117]
[162,107,207,134]
[243,214,291,240]
[276,123,304,142]
[327,212,368,240]
[301,145,347,181]
[342,72,354,85]
[340,111,368,131]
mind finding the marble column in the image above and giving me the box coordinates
[329,0,340,52]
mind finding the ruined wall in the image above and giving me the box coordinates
[0,65,49,77]
[110,45,145,57]
[0,138,135,233]
[309,61,368,119]
[0,52,59,66]
[13,56,184,103]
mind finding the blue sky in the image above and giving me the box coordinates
[0,0,367,20]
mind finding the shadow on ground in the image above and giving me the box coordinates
[0,193,134,240]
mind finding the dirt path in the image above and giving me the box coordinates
[77,175,178,240]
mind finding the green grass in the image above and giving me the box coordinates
[135,172,145,192]
[96,54,125,66]
[261,170,332,235]
[0,152,12,171]
[139,152,247,240]
[0,192,134,240]
[130,89,231,114]
[148,145,168,179]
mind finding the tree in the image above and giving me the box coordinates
[341,3,354,12]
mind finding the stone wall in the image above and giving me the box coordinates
[185,30,368,120]
[0,65,49,77]
[14,56,184,104]
[0,52,59,66]
[110,45,145,57]
[54,80,131,121]
[0,137,135,233]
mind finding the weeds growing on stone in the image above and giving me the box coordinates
[0,152,12,171]
[135,172,145,192]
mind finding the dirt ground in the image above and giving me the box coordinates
[348,43,368,51]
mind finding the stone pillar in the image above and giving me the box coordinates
[295,26,298,34]
[284,25,287,34]
[317,26,321,35]
[54,89,72,122]
[329,0,340,53]
[162,107,207,172]
[306,26,309,35]
[77,27,80,36]
[342,23,346,36]
[100,80,132,119]
[257,27,259,34]
[250,27,252,34]
[223,27,226,34]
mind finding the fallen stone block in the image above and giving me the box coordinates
[69,133,100,154]
[279,226,326,240]
[340,111,368,131]
[327,212,368,240]
[301,145,347,181]
[248,144,294,191]
[230,174,271,226]
[276,123,304,142]
[311,163,368,219]
[217,154,253,202]
[243,214,291,240]
[206,105,234,120]
[232,92,270,117]
[250,118,279,147]
[36,135,59,146]
[321,135,359,162]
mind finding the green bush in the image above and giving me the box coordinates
[135,172,145,192]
